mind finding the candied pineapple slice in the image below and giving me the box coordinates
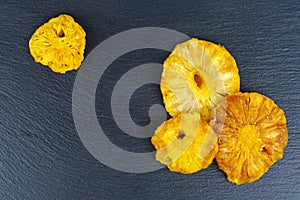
[161,38,240,121]
[29,14,86,74]
[214,92,288,184]
[151,113,218,174]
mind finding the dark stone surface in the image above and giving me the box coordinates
[0,0,299,199]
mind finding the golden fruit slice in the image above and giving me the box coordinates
[161,38,240,121]
[29,14,86,74]
[151,113,218,174]
[214,92,288,185]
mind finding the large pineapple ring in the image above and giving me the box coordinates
[214,92,288,184]
[161,38,240,121]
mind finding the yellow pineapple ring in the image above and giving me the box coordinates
[29,14,86,74]
[214,92,288,184]
[151,113,218,174]
[161,38,240,121]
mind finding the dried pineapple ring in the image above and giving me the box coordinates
[161,38,240,121]
[151,113,218,174]
[214,92,288,185]
[29,14,86,74]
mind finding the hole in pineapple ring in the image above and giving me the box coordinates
[194,73,205,88]
[57,29,65,38]
[177,130,186,139]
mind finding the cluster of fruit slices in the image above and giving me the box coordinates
[151,38,288,185]
[28,15,288,184]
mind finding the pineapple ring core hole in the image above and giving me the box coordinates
[57,29,65,38]
[177,130,186,139]
[194,73,205,89]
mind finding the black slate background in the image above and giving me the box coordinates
[1,0,300,199]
